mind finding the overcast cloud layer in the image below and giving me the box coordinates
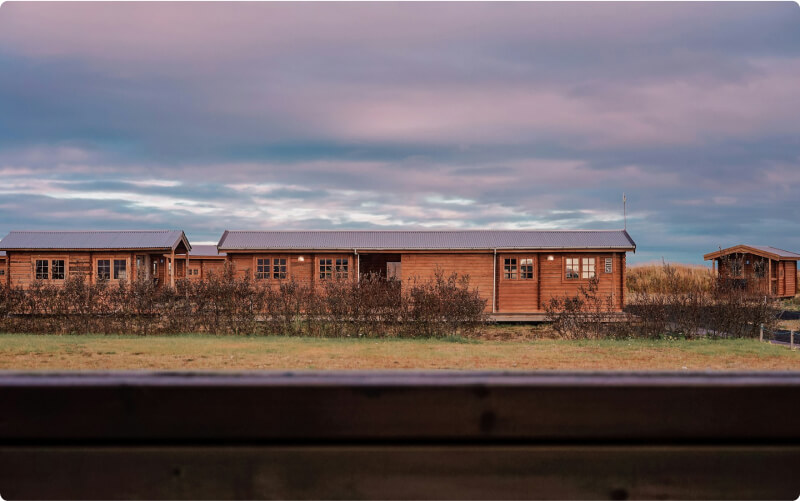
[0,2,798,263]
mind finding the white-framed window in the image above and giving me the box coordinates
[581,258,596,279]
[565,258,579,280]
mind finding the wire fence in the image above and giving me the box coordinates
[761,323,799,347]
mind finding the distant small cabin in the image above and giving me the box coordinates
[704,245,799,298]
[217,229,636,316]
[186,245,227,280]
[0,230,191,289]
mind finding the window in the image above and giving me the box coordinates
[52,260,65,280]
[153,261,159,276]
[335,258,348,279]
[504,258,518,279]
[256,258,269,279]
[273,258,287,280]
[520,258,534,279]
[582,258,596,279]
[754,259,766,279]
[319,258,333,279]
[604,258,613,274]
[97,260,111,281]
[731,259,743,278]
[0,269,4,276]
[114,260,127,280]
[565,258,579,279]
[35,260,49,280]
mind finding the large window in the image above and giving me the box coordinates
[256,258,269,280]
[319,258,333,279]
[754,259,767,279]
[97,260,111,281]
[582,258,596,279]
[503,258,518,279]
[52,260,65,280]
[273,258,287,280]
[35,260,49,280]
[335,258,349,279]
[520,258,534,279]
[114,260,127,280]
[565,258,579,279]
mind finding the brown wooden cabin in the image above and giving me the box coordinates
[217,229,636,317]
[704,245,799,298]
[0,230,191,289]
[186,245,227,280]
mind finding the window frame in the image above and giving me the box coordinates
[35,259,49,280]
[97,259,111,281]
[562,255,605,283]
[113,259,128,281]
[501,256,536,281]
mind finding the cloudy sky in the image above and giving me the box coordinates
[0,2,798,263]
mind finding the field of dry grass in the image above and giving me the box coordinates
[626,262,715,294]
[0,332,797,371]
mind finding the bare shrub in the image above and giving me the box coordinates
[544,277,622,339]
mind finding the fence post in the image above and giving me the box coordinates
[791,331,794,350]
[760,324,764,342]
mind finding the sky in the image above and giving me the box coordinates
[0,2,798,264]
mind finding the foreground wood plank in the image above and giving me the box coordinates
[0,445,797,500]
[0,371,797,441]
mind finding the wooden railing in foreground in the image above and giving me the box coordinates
[0,371,798,500]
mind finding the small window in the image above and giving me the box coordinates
[731,259,743,278]
[97,260,111,281]
[319,258,333,279]
[565,258,579,279]
[153,261,158,276]
[582,258,596,279]
[35,259,49,280]
[0,269,4,276]
[273,258,287,280]
[52,260,65,280]
[754,260,766,279]
[604,258,613,274]
[114,259,127,280]
[520,258,534,279]
[256,258,269,280]
[504,258,518,279]
[335,258,348,279]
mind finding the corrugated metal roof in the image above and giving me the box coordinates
[0,251,5,257]
[749,246,799,259]
[0,230,189,251]
[218,229,636,251]
[189,244,226,257]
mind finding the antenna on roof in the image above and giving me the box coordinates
[623,193,627,230]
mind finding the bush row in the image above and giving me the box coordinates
[0,264,489,337]
[546,266,781,340]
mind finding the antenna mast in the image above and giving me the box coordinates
[623,193,627,230]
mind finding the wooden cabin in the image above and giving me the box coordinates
[704,245,799,298]
[217,229,636,317]
[186,245,227,280]
[0,230,191,289]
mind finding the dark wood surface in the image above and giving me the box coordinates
[0,371,798,499]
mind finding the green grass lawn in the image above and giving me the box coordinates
[0,333,797,371]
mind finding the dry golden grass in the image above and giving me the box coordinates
[0,332,797,371]
[627,262,715,294]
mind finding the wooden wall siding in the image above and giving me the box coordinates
[537,252,623,312]
[401,253,495,312]
[716,255,798,298]
[228,253,355,288]
[496,254,538,313]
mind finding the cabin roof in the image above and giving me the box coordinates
[217,229,636,251]
[189,244,226,258]
[0,230,191,252]
[704,244,800,261]
[0,251,5,257]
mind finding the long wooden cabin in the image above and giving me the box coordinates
[704,245,799,298]
[217,229,636,318]
[0,230,191,289]
[186,245,227,280]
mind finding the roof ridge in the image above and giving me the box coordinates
[222,229,627,233]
